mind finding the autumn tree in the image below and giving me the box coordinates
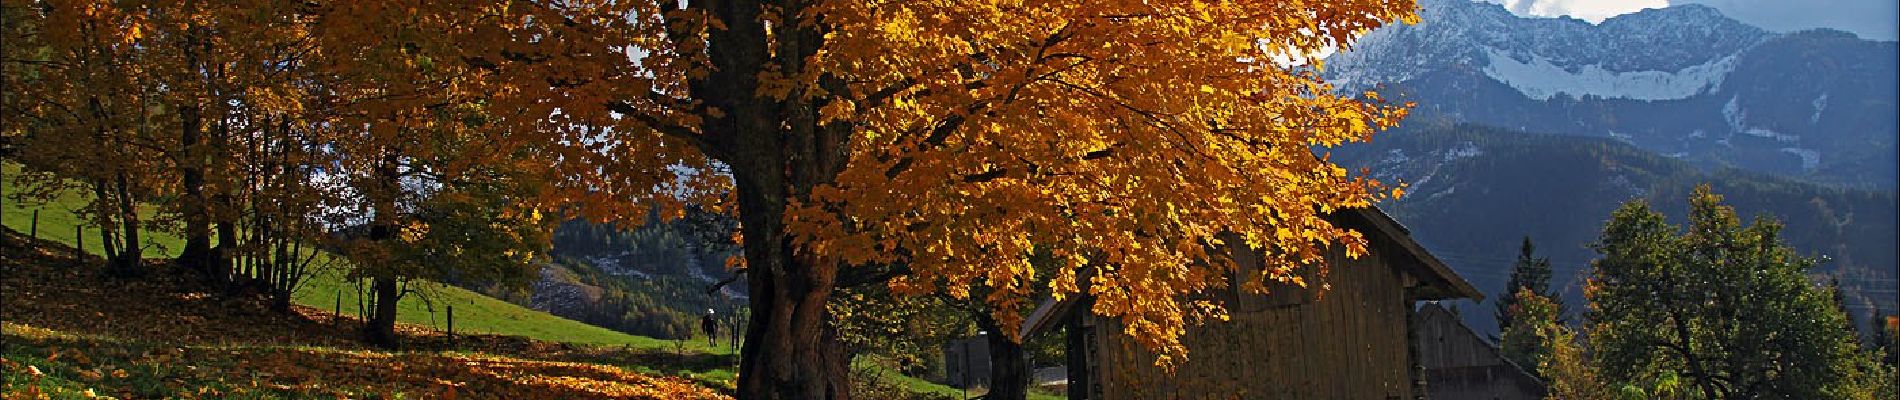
[316,104,566,346]
[17,0,1422,395]
[7,1,576,346]
[309,0,1427,397]
[1497,236,1563,378]
[1498,285,1622,400]
[4,0,167,277]
[1499,286,1560,381]
[6,1,335,290]
[1586,186,1892,399]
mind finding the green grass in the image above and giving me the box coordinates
[3,162,996,397]
[1,162,726,353]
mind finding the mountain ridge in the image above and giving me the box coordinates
[1334,123,1897,337]
[1326,0,1898,189]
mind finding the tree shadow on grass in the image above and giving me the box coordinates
[2,324,731,400]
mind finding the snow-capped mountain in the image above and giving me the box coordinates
[1326,0,1898,189]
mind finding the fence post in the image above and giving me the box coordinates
[30,210,39,238]
[447,305,455,346]
[75,225,83,258]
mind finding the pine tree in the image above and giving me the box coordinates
[1496,236,1564,338]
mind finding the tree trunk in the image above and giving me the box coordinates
[111,172,142,276]
[215,218,239,291]
[733,170,851,400]
[698,1,856,397]
[90,180,120,261]
[177,105,214,278]
[979,314,1030,400]
[362,151,404,348]
[364,273,400,348]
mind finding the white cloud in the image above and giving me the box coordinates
[1484,0,1668,23]
[1479,0,1897,40]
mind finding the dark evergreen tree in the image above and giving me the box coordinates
[1496,236,1563,337]
[1873,313,1898,368]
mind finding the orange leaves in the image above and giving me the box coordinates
[781,0,1420,368]
[18,0,1428,380]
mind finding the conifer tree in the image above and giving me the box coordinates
[1497,236,1562,335]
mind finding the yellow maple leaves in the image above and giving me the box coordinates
[783,0,1419,368]
[13,0,1425,378]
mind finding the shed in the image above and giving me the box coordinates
[1021,207,1483,399]
[1413,303,1547,400]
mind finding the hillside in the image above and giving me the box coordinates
[3,164,982,399]
[1,163,703,350]
[432,215,747,344]
[1333,124,1898,335]
[0,229,731,399]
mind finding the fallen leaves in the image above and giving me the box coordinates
[1,230,732,399]
[5,321,729,399]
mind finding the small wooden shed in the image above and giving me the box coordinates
[1413,303,1547,400]
[1021,207,1483,400]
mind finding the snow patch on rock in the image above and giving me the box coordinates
[1481,47,1738,101]
[1781,148,1821,171]
[1443,141,1484,161]
[1723,96,1799,143]
[1810,93,1828,124]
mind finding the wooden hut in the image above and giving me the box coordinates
[1021,207,1483,400]
[1413,303,1547,400]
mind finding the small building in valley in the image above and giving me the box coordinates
[1021,207,1484,400]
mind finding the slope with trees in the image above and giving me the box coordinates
[1332,123,1896,336]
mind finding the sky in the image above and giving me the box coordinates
[1481,0,1899,41]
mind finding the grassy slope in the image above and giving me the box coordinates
[0,227,734,399]
[2,163,724,353]
[2,163,1061,399]
[5,163,1025,398]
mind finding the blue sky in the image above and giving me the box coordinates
[1482,0,1898,40]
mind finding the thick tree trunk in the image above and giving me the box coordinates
[177,105,214,278]
[362,152,404,348]
[364,273,400,348]
[733,171,851,400]
[979,314,1030,400]
[215,219,239,291]
[698,0,857,397]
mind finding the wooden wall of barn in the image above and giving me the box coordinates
[1414,304,1547,400]
[1090,238,1420,400]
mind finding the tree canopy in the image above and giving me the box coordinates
[5,1,1424,398]
[1587,186,1892,399]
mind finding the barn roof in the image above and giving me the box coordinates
[1019,205,1484,338]
[1339,206,1484,302]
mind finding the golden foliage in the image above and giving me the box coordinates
[10,0,1421,373]
[785,0,1416,365]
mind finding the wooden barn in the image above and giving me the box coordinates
[1413,303,1547,400]
[1021,207,1483,400]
